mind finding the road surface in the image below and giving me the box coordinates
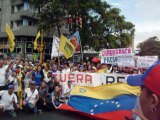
[0,110,96,120]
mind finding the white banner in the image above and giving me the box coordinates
[53,73,128,86]
[51,36,63,58]
[137,56,158,68]
[116,54,135,67]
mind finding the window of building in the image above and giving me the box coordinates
[11,6,14,14]
[17,4,24,12]
[26,42,33,53]
[28,20,33,26]
[16,20,23,27]
[10,21,13,28]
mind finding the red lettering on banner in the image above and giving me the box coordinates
[128,48,131,54]
[77,74,83,83]
[68,74,75,82]
[85,75,92,84]
[107,50,110,56]
[60,74,66,82]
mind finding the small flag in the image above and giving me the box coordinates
[34,31,40,50]
[59,35,75,59]
[5,23,15,52]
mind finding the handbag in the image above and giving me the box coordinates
[23,89,35,106]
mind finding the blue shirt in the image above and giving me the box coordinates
[33,72,43,86]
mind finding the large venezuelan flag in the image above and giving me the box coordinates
[59,83,140,120]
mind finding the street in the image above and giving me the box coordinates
[0,110,94,120]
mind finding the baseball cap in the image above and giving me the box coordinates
[18,65,23,68]
[8,84,15,89]
[30,81,37,85]
[127,60,160,96]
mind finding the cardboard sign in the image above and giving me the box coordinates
[101,48,132,64]
[137,56,158,68]
[116,54,135,67]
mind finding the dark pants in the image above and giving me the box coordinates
[37,98,45,110]
[24,102,37,114]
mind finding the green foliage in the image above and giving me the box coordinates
[137,36,160,58]
[32,0,135,50]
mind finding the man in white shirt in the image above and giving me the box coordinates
[0,53,11,90]
[62,80,73,99]
[0,84,19,117]
[62,62,70,73]
[23,81,39,115]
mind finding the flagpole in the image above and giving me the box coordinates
[40,30,44,64]
[78,31,83,63]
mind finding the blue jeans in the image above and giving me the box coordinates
[25,102,37,114]
[54,100,61,107]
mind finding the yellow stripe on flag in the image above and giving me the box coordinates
[70,83,140,100]
[34,31,40,50]
[5,23,15,52]
[59,35,75,59]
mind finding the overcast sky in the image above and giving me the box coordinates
[105,0,160,49]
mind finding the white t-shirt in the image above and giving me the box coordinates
[43,70,50,83]
[0,90,17,111]
[25,88,38,104]
[8,75,18,92]
[63,84,73,95]
[0,65,8,86]
[62,68,70,73]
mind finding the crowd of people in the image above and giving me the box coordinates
[0,52,148,118]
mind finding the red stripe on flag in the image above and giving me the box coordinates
[59,104,133,120]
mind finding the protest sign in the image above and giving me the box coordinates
[101,48,132,64]
[116,54,135,67]
[137,56,158,68]
[53,73,128,86]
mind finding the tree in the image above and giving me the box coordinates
[32,0,135,50]
[137,36,160,58]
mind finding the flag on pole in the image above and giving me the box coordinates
[5,23,15,52]
[34,31,40,50]
[51,36,63,59]
[59,35,75,59]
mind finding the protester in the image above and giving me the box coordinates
[33,65,44,87]
[0,84,19,117]
[127,60,160,120]
[43,66,50,83]
[62,80,73,100]
[51,85,64,109]
[8,69,18,94]
[132,67,139,74]
[0,54,11,90]
[24,64,34,88]
[23,81,40,115]
[37,81,47,113]
[110,64,119,73]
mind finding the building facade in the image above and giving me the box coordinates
[0,0,68,60]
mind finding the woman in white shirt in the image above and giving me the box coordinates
[23,81,39,115]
